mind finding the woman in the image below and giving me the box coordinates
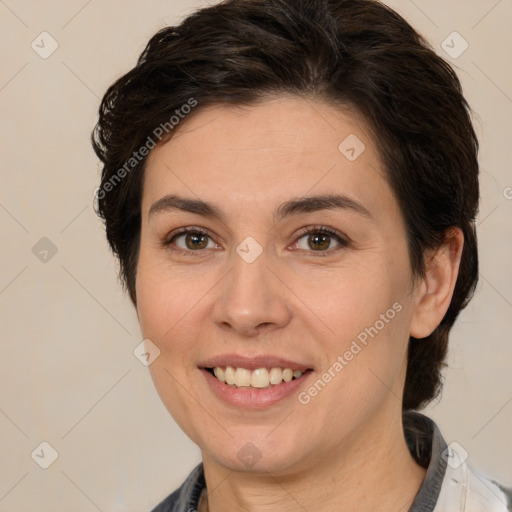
[92,0,511,510]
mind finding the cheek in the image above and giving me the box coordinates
[291,252,412,398]
[134,254,212,442]
[135,251,205,356]
[287,252,408,338]
[298,305,411,440]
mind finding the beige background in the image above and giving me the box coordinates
[0,0,511,510]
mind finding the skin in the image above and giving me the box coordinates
[135,95,463,512]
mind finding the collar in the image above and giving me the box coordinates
[404,411,447,510]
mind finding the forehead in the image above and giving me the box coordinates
[142,95,396,221]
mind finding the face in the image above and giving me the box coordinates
[136,96,419,475]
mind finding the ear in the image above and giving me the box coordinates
[409,228,464,339]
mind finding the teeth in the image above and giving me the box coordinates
[234,368,251,387]
[213,366,225,382]
[269,367,283,385]
[211,366,305,388]
[224,366,235,385]
[251,368,269,388]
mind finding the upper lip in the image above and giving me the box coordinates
[199,354,312,371]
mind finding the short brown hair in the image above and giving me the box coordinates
[92,0,479,411]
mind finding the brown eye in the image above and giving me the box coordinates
[294,228,348,253]
[172,231,215,251]
[306,233,331,251]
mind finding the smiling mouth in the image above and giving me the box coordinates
[205,366,312,389]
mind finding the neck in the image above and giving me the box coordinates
[200,410,426,512]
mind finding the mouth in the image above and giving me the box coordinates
[198,354,314,407]
[204,366,313,389]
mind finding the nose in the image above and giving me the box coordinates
[211,251,292,337]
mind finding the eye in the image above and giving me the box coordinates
[294,227,348,253]
[165,228,218,252]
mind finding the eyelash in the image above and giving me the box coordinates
[162,225,349,256]
[293,225,349,256]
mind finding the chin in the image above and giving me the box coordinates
[201,431,311,475]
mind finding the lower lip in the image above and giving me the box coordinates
[200,368,313,409]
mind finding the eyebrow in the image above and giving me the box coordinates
[148,193,372,221]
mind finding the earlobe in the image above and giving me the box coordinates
[409,228,464,339]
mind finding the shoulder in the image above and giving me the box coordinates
[149,463,205,512]
[403,411,511,511]
[436,438,511,511]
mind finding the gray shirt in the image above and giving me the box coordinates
[150,412,511,511]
